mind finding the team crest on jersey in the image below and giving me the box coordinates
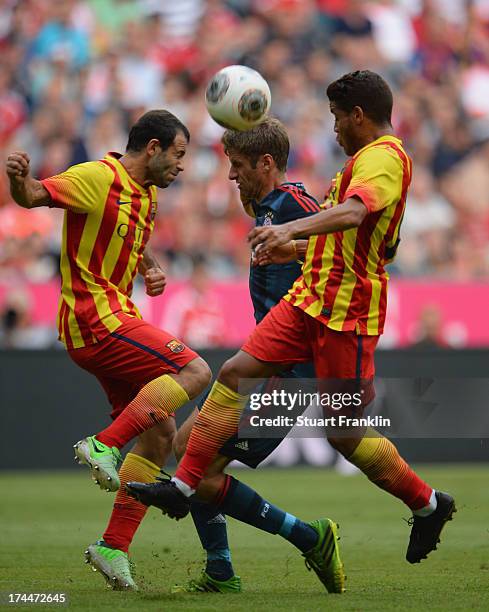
[263,211,274,226]
[166,339,185,353]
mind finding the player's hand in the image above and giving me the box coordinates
[248,224,294,252]
[6,151,31,185]
[144,267,166,296]
[253,241,297,266]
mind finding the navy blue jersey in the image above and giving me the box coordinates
[249,182,320,324]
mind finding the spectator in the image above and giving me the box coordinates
[160,258,226,348]
[0,289,57,348]
[1,0,489,350]
[409,304,448,349]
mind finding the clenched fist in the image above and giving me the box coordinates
[6,151,31,184]
[144,267,166,297]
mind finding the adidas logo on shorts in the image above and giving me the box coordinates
[207,514,227,524]
[234,440,249,451]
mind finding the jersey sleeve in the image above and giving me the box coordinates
[41,161,111,213]
[278,191,321,223]
[344,145,404,213]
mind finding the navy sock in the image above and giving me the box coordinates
[217,476,318,553]
[190,500,234,581]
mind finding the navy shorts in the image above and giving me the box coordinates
[197,362,315,468]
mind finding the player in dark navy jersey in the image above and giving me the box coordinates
[249,181,319,323]
[166,120,344,595]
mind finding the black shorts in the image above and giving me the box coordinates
[197,362,315,468]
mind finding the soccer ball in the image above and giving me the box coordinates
[205,65,271,131]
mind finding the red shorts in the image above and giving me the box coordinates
[68,313,199,419]
[242,299,379,407]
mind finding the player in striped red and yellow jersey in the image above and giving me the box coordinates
[134,73,455,568]
[6,110,211,588]
[286,132,411,336]
[46,152,158,349]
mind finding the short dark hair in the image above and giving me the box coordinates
[221,118,289,172]
[327,70,393,125]
[126,110,190,152]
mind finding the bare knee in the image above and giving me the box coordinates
[218,356,242,391]
[217,350,282,393]
[133,418,176,467]
[177,357,212,399]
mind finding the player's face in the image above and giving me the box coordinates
[227,150,265,205]
[330,102,358,156]
[149,132,187,188]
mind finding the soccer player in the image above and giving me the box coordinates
[5,110,211,589]
[127,72,456,566]
[169,118,343,594]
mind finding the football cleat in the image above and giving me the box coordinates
[171,571,242,593]
[303,518,345,594]
[84,542,138,590]
[73,435,122,492]
[406,491,456,563]
[125,474,190,520]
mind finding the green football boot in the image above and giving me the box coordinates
[303,518,346,594]
[171,571,242,593]
[73,435,122,492]
[84,542,138,591]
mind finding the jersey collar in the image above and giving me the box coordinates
[252,182,306,213]
[354,135,403,158]
[104,152,149,193]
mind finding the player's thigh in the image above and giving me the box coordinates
[231,299,313,391]
[69,314,201,388]
[313,326,379,381]
[314,328,379,444]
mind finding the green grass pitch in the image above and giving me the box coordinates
[1,465,488,611]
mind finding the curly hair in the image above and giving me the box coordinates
[327,70,393,125]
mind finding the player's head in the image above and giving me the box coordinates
[126,110,190,188]
[327,70,393,156]
[222,117,289,206]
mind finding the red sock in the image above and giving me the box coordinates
[175,381,247,490]
[103,453,160,552]
[348,434,432,510]
[97,374,188,449]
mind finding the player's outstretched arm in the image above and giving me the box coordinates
[249,197,367,251]
[139,246,167,297]
[6,151,51,209]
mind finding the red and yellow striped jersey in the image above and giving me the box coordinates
[41,153,157,349]
[286,135,412,336]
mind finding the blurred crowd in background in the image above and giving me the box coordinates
[1,0,489,347]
